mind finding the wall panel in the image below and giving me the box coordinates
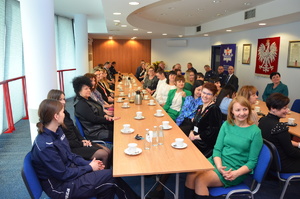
[93,39,151,74]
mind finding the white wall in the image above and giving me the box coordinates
[151,21,300,105]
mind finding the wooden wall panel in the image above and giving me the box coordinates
[93,39,151,74]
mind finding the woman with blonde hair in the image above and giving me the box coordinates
[184,69,197,91]
[185,96,263,198]
[143,65,159,95]
[237,85,259,125]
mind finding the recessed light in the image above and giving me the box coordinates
[204,34,209,36]
[121,25,127,27]
[178,35,183,37]
[162,33,167,36]
[259,23,266,26]
[226,29,232,32]
[133,28,139,31]
[147,31,152,34]
[113,12,121,15]
[109,36,113,40]
[113,20,120,23]
[131,37,137,39]
[244,2,251,6]
[129,2,139,6]
[213,0,221,3]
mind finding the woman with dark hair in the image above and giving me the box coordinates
[262,72,289,101]
[176,80,204,130]
[31,99,139,199]
[188,82,223,156]
[259,93,300,172]
[47,89,111,166]
[185,96,263,198]
[215,84,236,120]
[163,75,192,121]
[72,76,120,142]
[143,65,159,95]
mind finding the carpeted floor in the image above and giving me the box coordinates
[1,98,300,199]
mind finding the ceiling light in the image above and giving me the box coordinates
[121,25,127,27]
[259,23,266,26]
[133,28,139,31]
[113,12,121,15]
[113,20,120,23]
[213,0,221,3]
[109,36,113,40]
[162,33,167,36]
[147,31,152,34]
[244,2,251,6]
[226,29,232,32]
[204,34,209,36]
[131,37,137,39]
[129,2,139,6]
[178,35,183,37]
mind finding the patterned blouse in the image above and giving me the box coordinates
[176,96,203,126]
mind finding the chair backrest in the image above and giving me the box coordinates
[21,152,43,199]
[291,99,300,113]
[253,144,273,183]
[263,139,282,172]
[74,115,86,138]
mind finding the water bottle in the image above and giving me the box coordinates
[158,125,164,145]
[144,129,151,150]
[152,126,158,146]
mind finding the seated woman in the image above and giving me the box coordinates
[208,76,221,99]
[215,84,236,120]
[94,69,114,104]
[187,82,223,156]
[163,75,192,121]
[262,72,288,101]
[143,65,159,95]
[47,89,111,166]
[31,99,138,199]
[184,70,197,91]
[152,68,169,106]
[176,80,203,129]
[73,76,120,142]
[138,62,147,82]
[185,96,263,198]
[259,93,300,173]
[237,85,259,125]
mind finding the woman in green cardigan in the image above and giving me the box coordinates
[163,75,192,121]
[262,72,288,101]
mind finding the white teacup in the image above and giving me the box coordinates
[142,90,147,94]
[117,97,122,102]
[254,106,261,113]
[123,102,128,107]
[162,121,169,128]
[144,94,149,99]
[136,111,143,119]
[127,143,137,154]
[120,92,125,96]
[175,138,184,147]
[149,99,155,105]
[123,124,131,133]
[137,86,141,90]
[156,109,163,116]
[288,118,295,125]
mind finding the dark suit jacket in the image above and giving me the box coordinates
[226,74,239,91]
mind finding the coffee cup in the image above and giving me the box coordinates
[149,99,155,105]
[254,106,261,113]
[142,90,147,94]
[288,118,295,125]
[123,124,131,133]
[117,97,122,102]
[175,138,184,147]
[137,86,141,90]
[136,111,143,119]
[127,143,137,154]
[162,121,169,128]
[255,100,259,105]
[123,102,128,107]
[156,109,163,116]
[144,94,149,99]
[120,92,125,96]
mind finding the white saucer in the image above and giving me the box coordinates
[121,105,130,108]
[148,103,156,106]
[162,125,172,130]
[119,94,126,97]
[121,128,134,134]
[116,100,123,103]
[134,116,145,120]
[124,147,142,155]
[171,142,187,149]
[154,113,164,117]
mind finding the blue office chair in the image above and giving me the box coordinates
[208,144,272,199]
[74,115,112,149]
[291,99,300,113]
[263,139,300,199]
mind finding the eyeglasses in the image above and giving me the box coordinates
[201,91,213,96]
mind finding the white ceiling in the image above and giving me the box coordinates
[54,0,300,40]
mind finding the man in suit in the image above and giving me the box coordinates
[225,66,239,91]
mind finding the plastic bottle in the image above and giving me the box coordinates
[158,125,164,145]
[152,126,158,146]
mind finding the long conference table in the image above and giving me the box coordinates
[112,74,214,199]
[256,100,300,138]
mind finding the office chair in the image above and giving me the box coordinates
[263,139,300,199]
[209,144,272,199]
[291,99,300,113]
